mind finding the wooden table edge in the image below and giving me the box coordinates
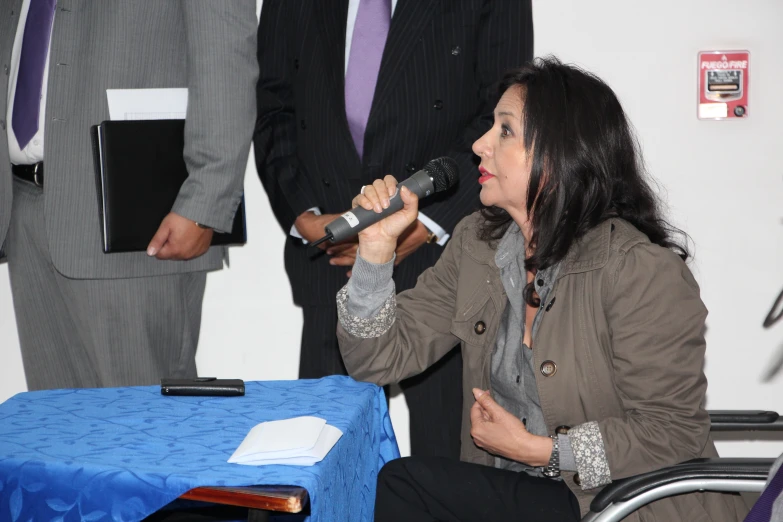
[180,485,309,513]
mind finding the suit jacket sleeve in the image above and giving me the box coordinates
[420,0,534,235]
[253,0,318,232]
[169,1,258,233]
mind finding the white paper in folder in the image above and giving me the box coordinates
[228,416,343,466]
[106,88,188,121]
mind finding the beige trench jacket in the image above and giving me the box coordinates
[337,212,747,520]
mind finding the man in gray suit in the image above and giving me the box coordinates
[0,1,258,390]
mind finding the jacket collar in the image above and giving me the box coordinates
[463,218,617,278]
[559,220,613,277]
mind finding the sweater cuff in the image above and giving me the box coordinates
[569,421,612,489]
[337,285,396,339]
[558,434,577,472]
[337,247,398,338]
[348,249,395,302]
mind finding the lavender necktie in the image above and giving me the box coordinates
[745,465,783,522]
[344,0,391,159]
[12,0,57,150]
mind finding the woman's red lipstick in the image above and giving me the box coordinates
[478,166,495,184]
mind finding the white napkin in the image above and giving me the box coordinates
[228,416,343,466]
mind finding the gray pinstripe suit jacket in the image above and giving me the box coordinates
[0,0,258,279]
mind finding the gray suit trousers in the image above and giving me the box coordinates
[6,178,206,390]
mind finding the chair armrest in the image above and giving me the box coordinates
[590,458,774,513]
[708,410,782,431]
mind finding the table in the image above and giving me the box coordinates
[0,376,399,521]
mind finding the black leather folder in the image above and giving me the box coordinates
[90,120,246,254]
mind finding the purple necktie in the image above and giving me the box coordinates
[344,0,391,159]
[745,465,783,522]
[12,0,57,150]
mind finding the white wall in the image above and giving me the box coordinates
[533,0,783,457]
[2,0,782,460]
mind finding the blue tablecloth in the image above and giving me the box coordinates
[0,376,399,522]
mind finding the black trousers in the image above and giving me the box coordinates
[375,456,582,522]
[299,305,463,459]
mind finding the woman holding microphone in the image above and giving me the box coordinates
[337,58,746,522]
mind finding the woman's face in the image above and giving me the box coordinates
[472,86,533,224]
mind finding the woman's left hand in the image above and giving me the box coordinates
[470,388,553,467]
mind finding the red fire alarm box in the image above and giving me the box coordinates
[698,50,749,120]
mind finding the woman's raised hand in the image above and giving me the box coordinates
[351,175,419,264]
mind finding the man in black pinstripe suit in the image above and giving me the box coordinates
[254,0,533,458]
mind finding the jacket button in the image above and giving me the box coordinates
[0,119,5,131]
[322,178,330,186]
[451,45,461,56]
[300,119,306,130]
[555,425,571,435]
[3,64,7,75]
[405,162,416,173]
[294,58,299,70]
[433,99,443,110]
[540,360,557,377]
[573,473,581,486]
[474,321,486,335]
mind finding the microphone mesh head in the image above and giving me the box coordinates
[423,157,459,193]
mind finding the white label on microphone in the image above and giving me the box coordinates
[342,211,360,228]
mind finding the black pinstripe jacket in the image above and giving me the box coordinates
[254,0,533,306]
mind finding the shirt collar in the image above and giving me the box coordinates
[494,221,560,285]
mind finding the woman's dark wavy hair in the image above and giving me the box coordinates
[479,56,689,306]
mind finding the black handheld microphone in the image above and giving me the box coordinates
[311,157,459,247]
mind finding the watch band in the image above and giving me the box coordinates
[542,434,560,477]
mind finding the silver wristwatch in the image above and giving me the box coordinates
[542,434,560,477]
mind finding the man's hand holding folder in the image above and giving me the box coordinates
[90,119,246,254]
[147,212,213,260]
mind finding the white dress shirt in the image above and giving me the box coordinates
[7,0,53,165]
[292,0,449,246]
